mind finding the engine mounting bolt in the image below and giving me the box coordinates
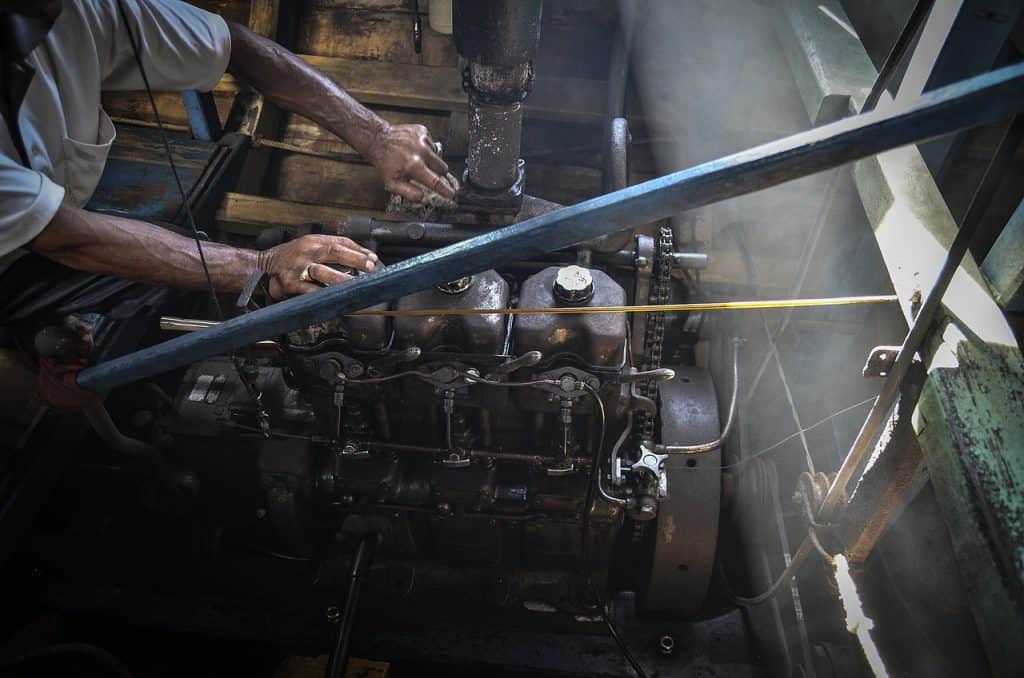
[659,633,675,655]
[643,454,657,465]
[326,606,340,624]
[553,265,595,305]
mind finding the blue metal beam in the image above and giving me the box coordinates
[182,90,223,142]
[78,62,1024,392]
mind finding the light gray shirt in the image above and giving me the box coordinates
[0,0,231,274]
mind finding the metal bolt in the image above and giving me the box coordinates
[659,633,675,655]
[255,508,267,519]
[326,606,340,624]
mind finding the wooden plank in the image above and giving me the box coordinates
[106,61,606,128]
[216,192,389,234]
[270,150,603,211]
[247,0,279,38]
[223,56,608,124]
[102,91,235,129]
[272,156,385,209]
[273,655,389,678]
[280,109,450,156]
[189,0,250,24]
[297,7,458,67]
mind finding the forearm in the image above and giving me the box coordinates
[29,203,261,293]
[226,22,387,158]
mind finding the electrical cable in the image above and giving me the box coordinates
[116,0,268,422]
[577,383,647,678]
[718,534,817,607]
[719,396,876,470]
[114,0,224,321]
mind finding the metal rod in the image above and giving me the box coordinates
[861,0,936,112]
[657,338,740,454]
[160,317,218,332]
[158,296,896,333]
[325,534,377,678]
[78,63,1024,392]
[819,99,1024,520]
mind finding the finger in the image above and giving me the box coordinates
[388,181,426,204]
[410,164,457,201]
[291,281,324,296]
[423,145,450,176]
[307,263,354,286]
[333,235,377,259]
[325,243,376,272]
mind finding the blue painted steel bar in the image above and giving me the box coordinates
[78,63,1024,392]
[181,90,223,142]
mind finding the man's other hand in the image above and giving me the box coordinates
[367,124,457,206]
[258,234,378,299]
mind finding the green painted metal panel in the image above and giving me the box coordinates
[916,341,1024,676]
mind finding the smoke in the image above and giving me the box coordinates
[628,0,902,484]
[624,1,927,674]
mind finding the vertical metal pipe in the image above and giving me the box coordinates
[325,535,377,678]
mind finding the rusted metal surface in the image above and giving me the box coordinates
[776,2,1024,672]
[916,342,1024,675]
[839,363,926,565]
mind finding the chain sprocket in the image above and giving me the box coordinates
[636,223,674,439]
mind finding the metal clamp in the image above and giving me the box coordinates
[863,345,900,378]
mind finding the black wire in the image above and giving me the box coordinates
[114,0,224,321]
[115,0,266,410]
[579,383,648,678]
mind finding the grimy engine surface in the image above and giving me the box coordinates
[164,263,657,612]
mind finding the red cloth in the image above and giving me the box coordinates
[37,357,100,410]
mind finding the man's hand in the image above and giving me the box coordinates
[366,123,457,205]
[30,205,377,299]
[226,24,459,207]
[258,234,378,299]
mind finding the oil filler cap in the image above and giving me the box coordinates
[553,265,595,305]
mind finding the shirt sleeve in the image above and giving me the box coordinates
[86,0,232,93]
[0,152,66,260]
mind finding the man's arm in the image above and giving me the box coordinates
[225,22,456,204]
[29,203,377,299]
